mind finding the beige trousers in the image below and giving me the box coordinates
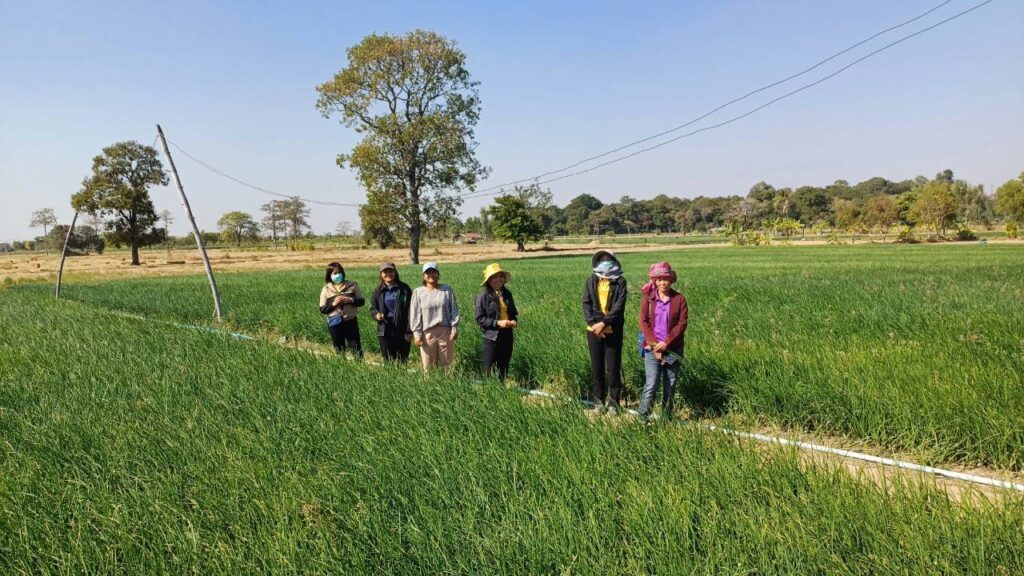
[419,325,455,371]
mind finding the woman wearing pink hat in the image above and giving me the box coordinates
[637,261,688,420]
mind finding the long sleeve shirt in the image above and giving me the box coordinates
[408,285,460,339]
[319,281,365,321]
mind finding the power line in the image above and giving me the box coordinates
[168,141,363,207]
[466,0,961,196]
[461,0,993,200]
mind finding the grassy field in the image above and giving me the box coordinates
[1,288,1023,574]
[24,243,1024,471]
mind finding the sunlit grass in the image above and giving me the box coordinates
[1,289,1022,573]
[18,243,1024,469]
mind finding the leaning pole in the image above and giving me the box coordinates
[155,124,224,322]
[54,210,79,300]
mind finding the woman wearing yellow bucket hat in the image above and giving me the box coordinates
[474,263,518,381]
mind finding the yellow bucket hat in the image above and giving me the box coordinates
[481,262,510,286]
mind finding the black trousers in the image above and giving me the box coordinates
[327,318,363,358]
[482,330,514,381]
[378,325,411,363]
[587,329,623,407]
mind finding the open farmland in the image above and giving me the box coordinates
[1,283,1023,574]
[4,243,1024,573]
[20,243,1024,470]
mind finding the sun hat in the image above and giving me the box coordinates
[422,261,440,273]
[642,261,677,296]
[591,250,618,268]
[481,262,510,286]
[379,262,397,273]
[648,261,676,282]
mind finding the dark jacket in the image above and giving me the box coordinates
[475,287,519,342]
[638,289,688,354]
[368,281,413,337]
[582,275,628,330]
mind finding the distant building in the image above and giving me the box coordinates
[0,243,11,253]
[454,232,483,245]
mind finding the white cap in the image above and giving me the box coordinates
[422,261,439,273]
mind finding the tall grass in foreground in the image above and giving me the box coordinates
[1,290,1022,574]
[24,243,1024,469]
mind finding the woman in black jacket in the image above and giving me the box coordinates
[582,250,628,415]
[475,263,518,381]
[368,262,413,363]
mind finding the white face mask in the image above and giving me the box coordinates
[596,261,615,273]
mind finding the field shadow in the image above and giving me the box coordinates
[677,357,733,418]
[621,355,732,417]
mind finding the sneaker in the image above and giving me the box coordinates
[589,404,607,416]
[636,412,650,424]
[606,406,619,417]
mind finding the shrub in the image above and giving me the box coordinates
[1008,222,1020,239]
[288,241,316,252]
[895,225,918,244]
[955,225,977,241]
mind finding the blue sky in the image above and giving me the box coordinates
[1,0,1021,241]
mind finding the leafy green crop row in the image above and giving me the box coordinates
[22,243,1024,469]
[1,289,1022,574]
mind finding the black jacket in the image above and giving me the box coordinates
[475,287,519,342]
[582,275,628,330]
[368,281,413,337]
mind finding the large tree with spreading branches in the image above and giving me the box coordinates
[316,29,489,263]
[71,141,168,265]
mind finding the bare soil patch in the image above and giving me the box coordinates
[1,241,731,283]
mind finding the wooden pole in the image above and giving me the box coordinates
[155,124,224,322]
[55,211,79,300]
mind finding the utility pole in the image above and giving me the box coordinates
[55,211,78,300]
[156,124,224,322]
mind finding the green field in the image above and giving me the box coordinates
[3,244,1024,573]
[25,244,1024,469]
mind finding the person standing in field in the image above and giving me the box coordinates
[319,262,365,359]
[637,261,688,421]
[583,250,628,415]
[409,262,460,372]
[368,262,413,363]
[475,263,518,381]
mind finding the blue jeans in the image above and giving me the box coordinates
[639,353,679,417]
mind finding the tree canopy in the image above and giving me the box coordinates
[70,141,168,265]
[996,173,1024,224]
[217,211,259,246]
[29,208,58,254]
[487,185,549,251]
[316,29,489,263]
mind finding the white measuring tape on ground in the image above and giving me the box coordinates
[518,388,1024,493]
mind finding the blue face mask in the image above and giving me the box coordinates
[331,273,344,283]
[596,261,615,273]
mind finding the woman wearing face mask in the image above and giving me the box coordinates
[408,262,460,372]
[475,263,518,381]
[368,262,413,363]
[582,250,628,415]
[319,262,365,358]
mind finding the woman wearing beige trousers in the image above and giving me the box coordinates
[409,261,460,371]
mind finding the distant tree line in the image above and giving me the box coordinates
[444,169,1023,246]
[14,167,1024,256]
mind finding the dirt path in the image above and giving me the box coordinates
[1,240,732,283]
[5,237,1019,285]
